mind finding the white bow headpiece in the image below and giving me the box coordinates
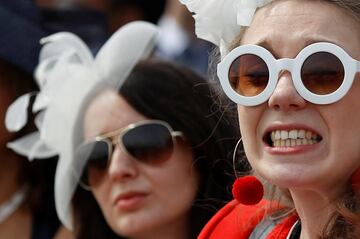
[179,0,273,57]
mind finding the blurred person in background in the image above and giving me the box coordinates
[36,0,109,53]
[0,1,72,238]
[36,0,165,53]
[107,0,165,33]
[37,0,212,75]
[155,0,213,76]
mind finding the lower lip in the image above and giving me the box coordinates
[115,194,147,211]
[264,143,321,155]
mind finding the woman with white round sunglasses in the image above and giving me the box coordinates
[6,21,240,238]
[180,0,360,238]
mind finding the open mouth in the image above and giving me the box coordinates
[265,129,322,147]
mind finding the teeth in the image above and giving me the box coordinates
[268,129,321,147]
[298,130,305,139]
[275,131,281,140]
[280,130,288,140]
[289,130,297,139]
[306,131,312,140]
[296,139,302,145]
[271,131,275,141]
[285,139,291,146]
[280,140,285,146]
[291,139,296,146]
[302,138,308,145]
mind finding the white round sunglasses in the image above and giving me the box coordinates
[218,42,360,106]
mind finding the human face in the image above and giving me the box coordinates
[83,90,199,237]
[237,0,360,197]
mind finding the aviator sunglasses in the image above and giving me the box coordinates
[77,120,183,186]
[218,42,360,106]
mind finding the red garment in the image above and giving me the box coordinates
[198,199,298,239]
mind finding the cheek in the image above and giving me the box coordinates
[325,109,360,168]
[238,106,253,137]
[326,83,360,157]
[238,106,262,153]
[154,146,198,202]
[91,178,111,215]
[88,168,107,186]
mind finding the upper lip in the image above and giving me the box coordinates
[265,123,321,134]
[113,191,149,206]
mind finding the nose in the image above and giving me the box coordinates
[108,146,139,182]
[268,71,306,111]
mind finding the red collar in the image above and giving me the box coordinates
[198,200,298,239]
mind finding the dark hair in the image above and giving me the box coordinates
[72,59,242,238]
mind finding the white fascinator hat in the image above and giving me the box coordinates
[179,0,273,57]
[5,21,159,229]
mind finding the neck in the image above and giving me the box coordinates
[290,189,340,239]
[134,212,190,239]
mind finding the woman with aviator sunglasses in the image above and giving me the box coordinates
[179,0,360,238]
[73,60,239,239]
[7,21,240,239]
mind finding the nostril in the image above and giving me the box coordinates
[273,104,280,111]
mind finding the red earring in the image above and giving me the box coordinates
[232,175,264,205]
[351,167,360,192]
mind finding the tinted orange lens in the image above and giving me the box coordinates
[301,52,344,95]
[229,54,269,97]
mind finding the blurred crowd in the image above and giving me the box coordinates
[35,0,213,75]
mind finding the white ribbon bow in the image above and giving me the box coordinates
[180,0,273,57]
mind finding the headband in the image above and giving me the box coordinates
[179,0,273,57]
[5,21,159,229]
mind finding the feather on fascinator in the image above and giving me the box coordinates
[5,21,159,229]
[179,0,273,57]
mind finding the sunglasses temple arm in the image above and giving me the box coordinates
[172,131,184,138]
[356,61,360,73]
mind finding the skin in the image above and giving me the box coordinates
[83,90,199,239]
[237,0,360,237]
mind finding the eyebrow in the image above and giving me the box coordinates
[252,38,339,58]
[255,40,277,56]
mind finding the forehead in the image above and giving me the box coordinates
[240,0,360,57]
[83,90,146,139]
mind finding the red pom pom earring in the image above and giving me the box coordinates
[231,139,264,205]
[232,176,264,205]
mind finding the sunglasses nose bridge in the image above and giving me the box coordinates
[276,58,294,72]
[268,58,307,110]
[275,58,296,86]
[110,135,119,147]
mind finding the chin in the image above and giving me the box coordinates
[112,217,156,238]
[259,165,318,189]
[112,225,142,238]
